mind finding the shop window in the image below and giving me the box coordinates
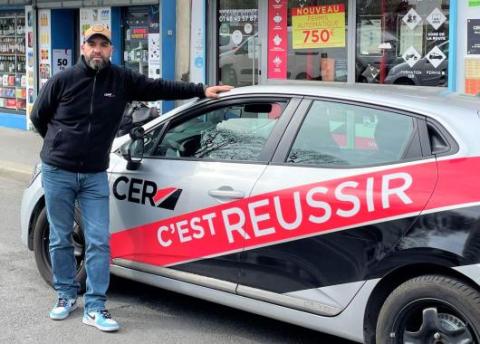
[217,0,259,87]
[356,0,449,87]
[267,0,348,82]
[0,11,26,112]
[123,5,160,76]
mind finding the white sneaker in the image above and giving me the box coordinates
[49,298,77,320]
[82,309,120,332]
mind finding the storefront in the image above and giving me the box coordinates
[211,0,454,89]
[0,0,193,130]
[0,1,477,131]
[0,8,26,129]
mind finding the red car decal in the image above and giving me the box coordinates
[110,157,480,267]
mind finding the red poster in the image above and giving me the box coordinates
[268,0,288,79]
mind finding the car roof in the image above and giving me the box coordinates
[223,83,479,122]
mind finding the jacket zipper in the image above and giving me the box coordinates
[82,72,98,168]
[90,73,97,116]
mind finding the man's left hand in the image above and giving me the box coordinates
[205,85,234,99]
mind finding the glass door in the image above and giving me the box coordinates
[217,0,259,87]
[123,5,160,75]
[267,0,348,82]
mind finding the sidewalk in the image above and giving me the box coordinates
[0,127,42,183]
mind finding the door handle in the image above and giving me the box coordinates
[208,187,245,199]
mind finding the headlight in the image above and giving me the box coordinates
[29,162,42,186]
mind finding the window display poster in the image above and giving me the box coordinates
[25,5,35,122]
[465,58,480,95]
[148,33,162,112]
[291,4,346,49]
[52,49,72,75]
[358,18,382,56]
[467,19,480,55]
[79,7,111,47]
[469,0,480,7]
[190,0,206,83]
[218,8,258,48]
[268,0,288,79]
[399,21,423,57]
[38,9,51,88]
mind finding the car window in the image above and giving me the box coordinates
[144,101,287,162]
[287,100,415,167]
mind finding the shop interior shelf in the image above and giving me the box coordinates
[0,96,17,99]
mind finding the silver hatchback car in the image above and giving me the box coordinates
[21,84,480,343]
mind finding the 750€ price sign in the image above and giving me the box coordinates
[292,5,345,49]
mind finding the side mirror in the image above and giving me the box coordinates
[124,126,145,170]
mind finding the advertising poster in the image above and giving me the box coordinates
[291,4,345,50]
[38,9,51,88]
[148,32,162,112]
[358,17,382,56]
[218,7,258,86]
[467,19,480,55]
[218,7,259,49]
[79,7,111,47]
[399,20,424,58]
[52,49,72,75]
[469,0,480,7]
[267,0,288,79]
[190,0,206,83]
[465,58,480,95]
[25,6,35,125]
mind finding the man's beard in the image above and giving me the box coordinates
[86,55,108,71]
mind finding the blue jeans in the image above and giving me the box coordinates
[41,162,110,313]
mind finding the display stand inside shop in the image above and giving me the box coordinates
[0,12,26,112]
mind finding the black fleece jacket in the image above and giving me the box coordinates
[30,56,206,172]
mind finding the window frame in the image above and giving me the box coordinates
[272,97,433,169]
[421,117,459,157]
[141,95,302,164]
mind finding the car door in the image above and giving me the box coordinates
[235,98,437,315]
[108,96,301,288]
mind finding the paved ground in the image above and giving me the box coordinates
[0,127,42,182]
[0,126,356,343]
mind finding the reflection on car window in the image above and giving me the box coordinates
[287,100,415,167]
[144,101,287,162]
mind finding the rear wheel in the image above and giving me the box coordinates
[33,207,87,293]
[376,275,480,344]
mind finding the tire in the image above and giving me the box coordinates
[33,207,87,293]
[376,275,480,344]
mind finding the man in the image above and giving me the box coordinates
[30,24,232,332]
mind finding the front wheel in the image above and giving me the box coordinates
[33,207,87,293]
[376,275,480,344]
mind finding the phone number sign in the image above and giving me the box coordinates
[292,4,345,49]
